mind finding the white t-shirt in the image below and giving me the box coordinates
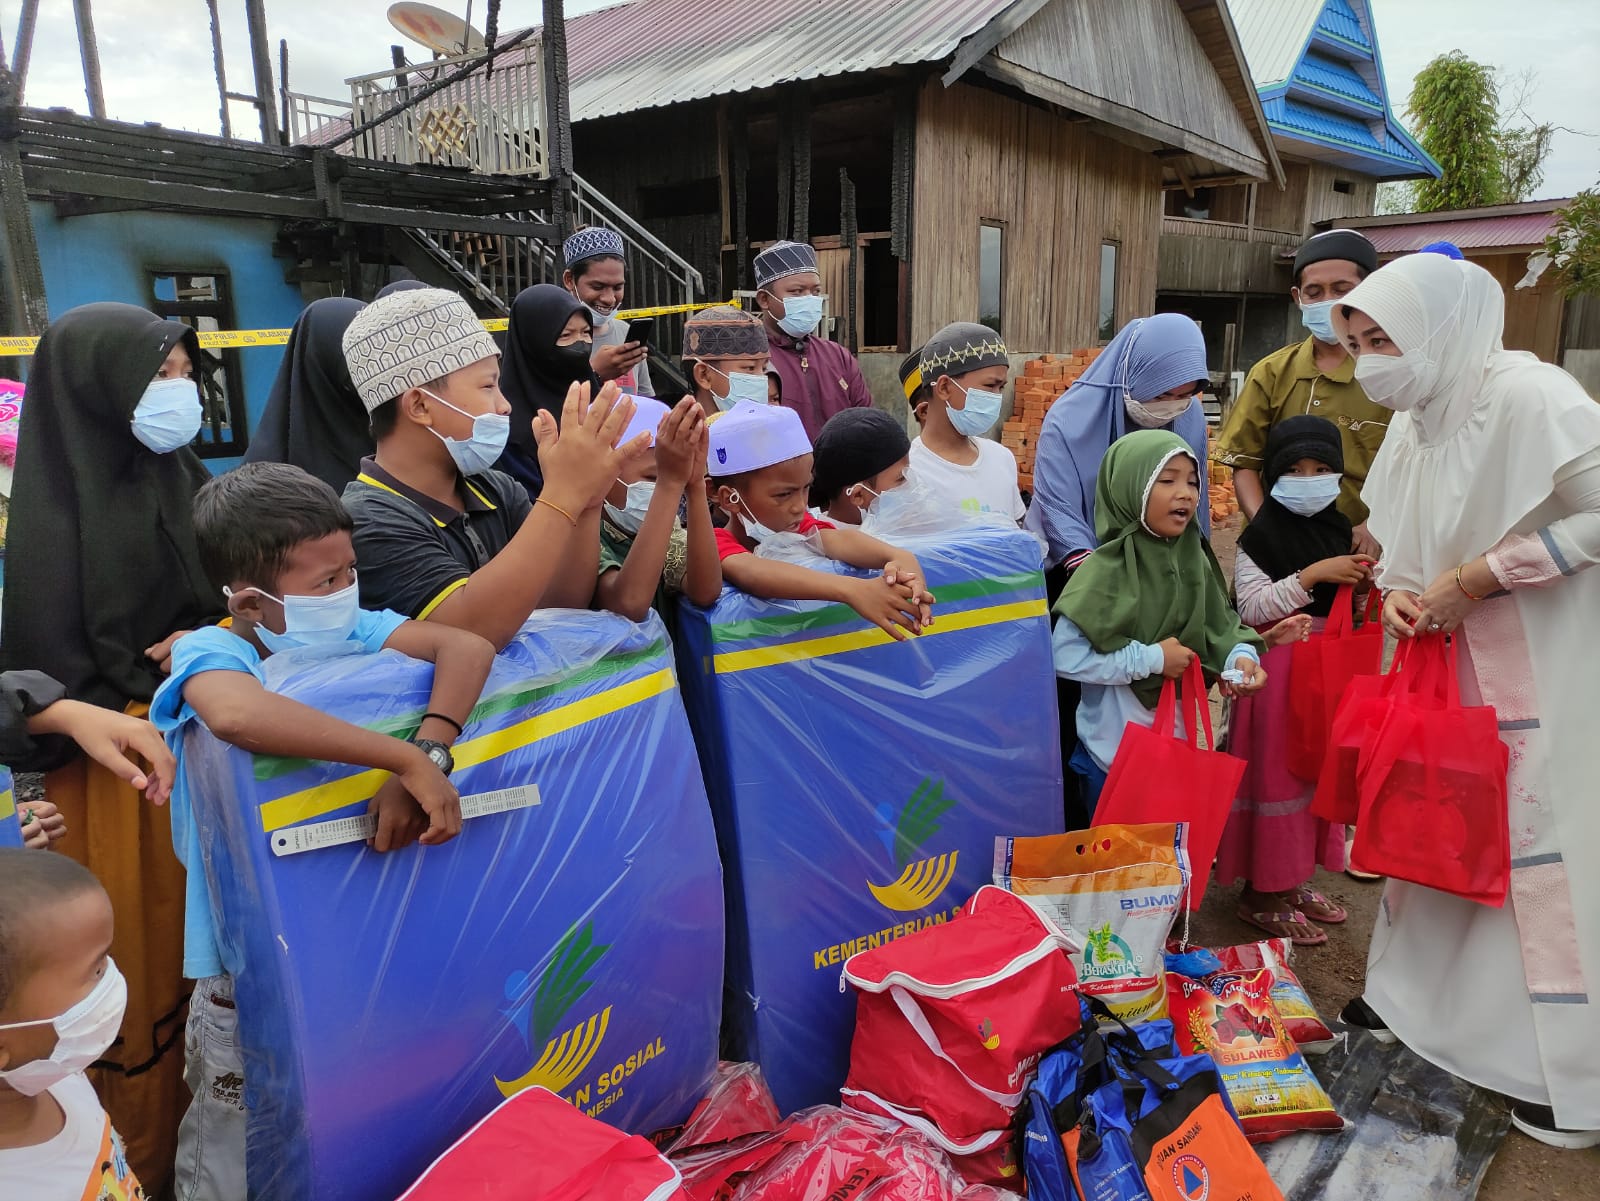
[0,1073,142,1201]
[909,437,1026,523]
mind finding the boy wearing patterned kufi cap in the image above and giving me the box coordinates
[562,226,654,396]
[682,305,771,417]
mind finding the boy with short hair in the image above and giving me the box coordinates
[809,408,912,527]
[595,394,722,621]
[709,401,934,640]
[153,461,496,1201]
[340,288,645,649]
[909,323,1025,523]
[0,850,140,1199]
[682,305,771,417]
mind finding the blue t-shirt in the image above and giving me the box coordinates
[149,612,407,979]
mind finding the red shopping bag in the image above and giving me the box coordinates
[1310,636,1451,824]
[1096,658,1245,911]
[1286,586,1382,782]
[400,1086,686,1201]
[1352,637,1511,906]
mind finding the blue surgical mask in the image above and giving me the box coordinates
[774,294,825,338]
[700,362,769,411]
[1300,300,1338,344]
[1271,473,1342,517]
[947,383,1003,437]
[605,478,655,535]
[730,493,779,543]
[130,377,203,453]
[227,579,363,653]
[423,388,510,476]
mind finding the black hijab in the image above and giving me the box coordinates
[242,297,370,491]
[499,284,600,446]
[1235,415,1352,618]
[0,303,222,713]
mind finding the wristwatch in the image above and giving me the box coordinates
[413,738,455,776]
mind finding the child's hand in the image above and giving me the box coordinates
[1219,656,1267,698]
[1301,555,1374,589]
[883,558,935,629]
[378,750,464,850]
[846,576,923,641]
[686,419,710,496]
[30,699,176,804]
[654,398,705,491]
[1264,614,1313,649]
[18,800,66,850]
[1158,637,1196,679]
[366,775,429,853]
[1383,589,1422,639]
[533,381,650,511]
[144,629,193,675]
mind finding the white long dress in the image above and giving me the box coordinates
[1338,254,1600,1130]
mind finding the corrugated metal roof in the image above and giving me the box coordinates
[562,0,1013,122]
[1314,0,1370,51]
[1228,0,1321,87]
[1351,212,1562,255]
[1297,52,1380,108]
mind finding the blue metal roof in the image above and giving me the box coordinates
[1314,0,1370,51]
[1296,52,1381,109]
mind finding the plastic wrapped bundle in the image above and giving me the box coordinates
[676,527,1064,1114]
[0,767,21,847]
[181,612,725,1201]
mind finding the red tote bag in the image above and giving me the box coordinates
[1096,658,1246,911]
[1285,586,1383,782]
[1352,637,1511,906]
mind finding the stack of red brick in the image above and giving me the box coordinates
[1206,427,1238,522]
[1002,350,1101,494]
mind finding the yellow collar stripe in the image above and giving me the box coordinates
[356,472,448,528]
[711,599,1046,675]
[257,669,675,833]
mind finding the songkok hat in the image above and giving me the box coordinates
[707,400,811,477]
[342,287,500,412]
[617,394,672,447]
[898,347,925,401]
[683,305,769,360]
[811,407,910,504]
[1293,229,1378,281]
[563,227,626,269]
[754,240,819,289]
[919,322,1008,381]
[1263,414,1344,485]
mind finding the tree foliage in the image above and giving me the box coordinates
[1543,186,1600,297]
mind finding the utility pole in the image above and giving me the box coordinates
[70,0,106,118]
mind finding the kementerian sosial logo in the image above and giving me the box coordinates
[868,775,959,912]
[494,921,665,1119]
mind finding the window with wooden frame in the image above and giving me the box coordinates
[149,272,249,458]
[979,221,1005,334]
[1098,241,1120,342]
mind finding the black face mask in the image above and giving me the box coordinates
[553,339,594,380]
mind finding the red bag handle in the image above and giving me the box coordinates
[1323,584,1356,639]
[1152,658,1218,750]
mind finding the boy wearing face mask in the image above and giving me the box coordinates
[907,323,1026,524]
[595,395,722,621]
[1212,230,1388,558]
[709,402,935,640]
[148,462,494,1201]
[682,305,772,416]
[562,228,653,396]
[0,850,140,1199]
[753,241,873,439]
[810,407,911,527]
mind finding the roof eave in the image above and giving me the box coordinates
[1178,0,1285,187]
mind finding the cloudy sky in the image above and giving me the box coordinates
[5,0,1596,197]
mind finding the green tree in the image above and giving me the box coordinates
[1543,186,1600,296]
[1407,52,1505,211]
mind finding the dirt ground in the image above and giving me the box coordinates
[1205,516,1599,1200]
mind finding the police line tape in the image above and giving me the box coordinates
[0,298,740,356]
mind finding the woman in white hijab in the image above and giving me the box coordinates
[1331,252,1600,1148]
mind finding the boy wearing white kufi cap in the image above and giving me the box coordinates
[708,401,935,639]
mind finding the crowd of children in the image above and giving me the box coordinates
[6,236,1594,1195]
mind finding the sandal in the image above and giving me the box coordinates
[1237,904,1327,947]
[1293,886,1347,924]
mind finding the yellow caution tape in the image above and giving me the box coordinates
[0,299,739,357]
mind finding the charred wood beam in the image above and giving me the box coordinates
[12,0,38,101]
[70,0,106,119]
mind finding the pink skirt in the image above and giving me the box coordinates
[1214,640,1346,893]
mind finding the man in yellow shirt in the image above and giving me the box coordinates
[1213,230,1386,557]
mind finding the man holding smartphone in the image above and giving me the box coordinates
[562,227,655,396]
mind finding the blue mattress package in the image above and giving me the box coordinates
[0,767,21,848]
[180,613,724,1201]
[675,527,1065,1114]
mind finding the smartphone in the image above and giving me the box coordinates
[624,316,655,346]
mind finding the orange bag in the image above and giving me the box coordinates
[1286,586,1382,782]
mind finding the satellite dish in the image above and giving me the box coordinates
[387,2,488,55]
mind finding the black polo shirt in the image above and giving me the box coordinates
[343,457,532,620]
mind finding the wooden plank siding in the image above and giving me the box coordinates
[911,79,1160,349]
[1471,251,1564,363]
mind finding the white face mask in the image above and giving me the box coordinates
[0,959,128,1097]
[1270,473,1343,517]
[423,389,511,477]
[131,377,203,453]
[605,478,655,535]
[725,491,779,543]
[584,302,615,330]
[699,362,768,411]
[226,578,362,653]
[1354,349,1434,412]
[772,294,825,338]
[1123,393,1193,429]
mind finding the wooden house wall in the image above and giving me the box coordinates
[1303,162,1378,228]
[1253,162,1311,234]
[1471,251,1564,362]
[910,79,1161,349]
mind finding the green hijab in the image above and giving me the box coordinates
[1054,430,1261,708]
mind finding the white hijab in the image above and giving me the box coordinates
[1334,255,1600,592]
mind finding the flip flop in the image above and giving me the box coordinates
[1237,905,1327,947]
[1293,886,1347,924]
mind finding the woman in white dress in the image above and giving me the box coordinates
[1332,252,1600,1148]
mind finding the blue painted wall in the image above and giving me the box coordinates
[28,202,303,473]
